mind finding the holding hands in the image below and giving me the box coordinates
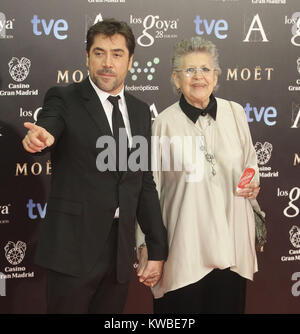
[137,245,164,288]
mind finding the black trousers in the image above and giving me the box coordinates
[46,221,129,314]
[153,268,247,314]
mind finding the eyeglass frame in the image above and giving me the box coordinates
[176,66,217,78]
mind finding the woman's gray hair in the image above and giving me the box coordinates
[171,36,221,94]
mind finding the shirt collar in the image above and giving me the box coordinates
[179,94,217,123]
[88,76,125,106]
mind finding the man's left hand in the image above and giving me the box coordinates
[138,260,164,288]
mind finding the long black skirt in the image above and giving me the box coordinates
[153,268,247,314]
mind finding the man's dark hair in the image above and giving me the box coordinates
[86,18,135,57]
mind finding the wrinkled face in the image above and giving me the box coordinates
[86,33,133,95]
[173,52,218,108]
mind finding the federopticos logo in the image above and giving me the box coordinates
[125,57,160,93]
[0,57,39,97]
[129,58,159,82]
[130,14,178,47]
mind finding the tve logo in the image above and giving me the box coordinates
[194,16,228,39]
[27,199,47,220]
[31,15,68,40]
[244,103,277,126]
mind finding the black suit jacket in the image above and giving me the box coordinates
[35,78,168,283]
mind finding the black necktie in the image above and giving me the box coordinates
[107,95,127,171]
[107,96,129,283]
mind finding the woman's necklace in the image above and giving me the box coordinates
[198,117,216,176]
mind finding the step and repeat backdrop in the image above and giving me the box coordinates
[0,0,299,314]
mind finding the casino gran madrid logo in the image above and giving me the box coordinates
[9,57,30,82]
[2,241,34,280]
[0,57,39,97]
[255,142,272,165]
[4,241,26,266]
[281,225,300,264]
[254,141,279,178]
[129,14,178,47]
[125,57,160,93]
[0,12,15,39]
[288,58,300,92]
[290,226,300,249]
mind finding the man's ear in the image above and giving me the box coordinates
[86,51,89,68]
[128,54,134,71]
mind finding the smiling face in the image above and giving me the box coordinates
[86,33,133,95]
[173,52,218,109]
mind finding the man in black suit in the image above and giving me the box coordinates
[22,19,168,314]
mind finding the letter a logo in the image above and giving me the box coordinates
[243,14,269,42]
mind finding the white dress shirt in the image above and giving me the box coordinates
[89,76,133,218]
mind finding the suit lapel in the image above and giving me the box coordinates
[119,93,141,181]
[78,77,113,137]
[125,92,139,140]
